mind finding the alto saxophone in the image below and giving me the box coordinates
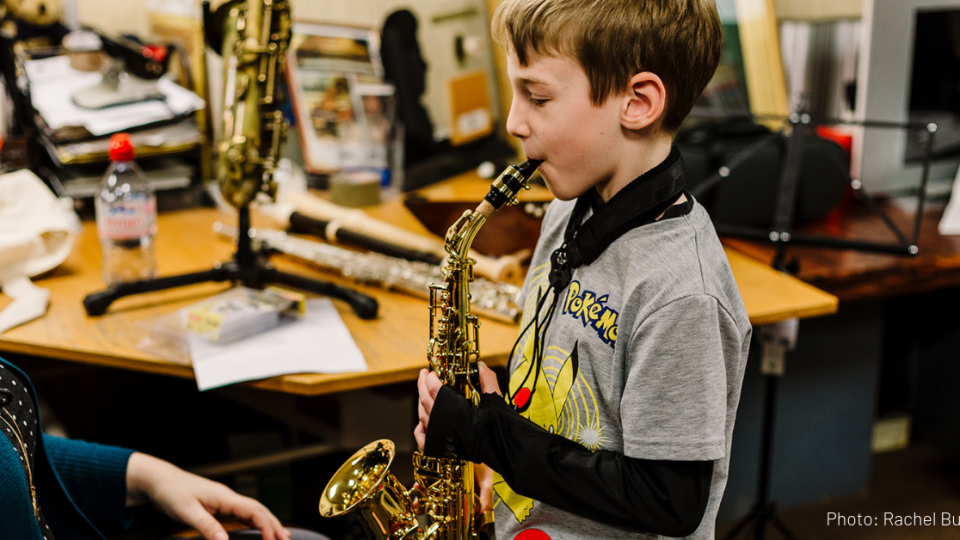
[319,159,542,540]
[211,0,291,209]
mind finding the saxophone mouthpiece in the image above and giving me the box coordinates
[483,159,543,211]
[515,159,543,179]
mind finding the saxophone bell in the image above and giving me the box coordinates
[319,440,422,540]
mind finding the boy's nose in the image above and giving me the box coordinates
[506,97,531,139]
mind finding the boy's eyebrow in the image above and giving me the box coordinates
[517,76,549,88]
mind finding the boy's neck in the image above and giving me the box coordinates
[595,135,674,202]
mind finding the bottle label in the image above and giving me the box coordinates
[98,199,157,240]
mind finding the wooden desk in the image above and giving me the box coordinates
[0,195,836,396]
[723,199,960,302]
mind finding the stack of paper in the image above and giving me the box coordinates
[25,56,205,137]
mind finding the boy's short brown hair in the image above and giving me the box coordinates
[492,0,723,132]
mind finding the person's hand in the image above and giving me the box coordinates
[475,463,494,513]
[414,368,442,451]
[474,363,498,514]
[477,361,501,396]
[126,452,290,540]
[414,363,502,451]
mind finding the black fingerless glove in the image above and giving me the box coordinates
[424,385,714,537]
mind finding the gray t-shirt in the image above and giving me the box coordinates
[493,197,752,540]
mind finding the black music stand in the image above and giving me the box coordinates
[690,111,937,269]
[720,325,799,540]
[709,110,937,540]
[83,205,379,319]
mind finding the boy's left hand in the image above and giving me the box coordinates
[414,362,501,452]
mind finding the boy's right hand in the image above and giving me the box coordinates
[475,362,498,514]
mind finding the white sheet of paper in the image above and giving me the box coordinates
[191,298,367,391]
[938,165,960,235]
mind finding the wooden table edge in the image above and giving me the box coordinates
[0,339,514,397]
[747,301,839,327]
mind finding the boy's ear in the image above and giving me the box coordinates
[620,72,666,131]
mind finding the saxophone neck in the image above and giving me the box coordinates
[445,210,487,261]
[443,159,543,260]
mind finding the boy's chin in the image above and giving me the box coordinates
[544,183,583,202]
[540,168,589,201]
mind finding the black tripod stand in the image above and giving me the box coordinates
[705,110,937,540]
[720,333,797,540]
[83,205,379,319]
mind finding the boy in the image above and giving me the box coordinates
[415,0,751,538]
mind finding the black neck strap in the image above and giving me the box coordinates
[549,145,686,291]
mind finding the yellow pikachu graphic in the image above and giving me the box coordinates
[493,340,578,523]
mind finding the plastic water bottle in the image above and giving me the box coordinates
[95,133,157,285]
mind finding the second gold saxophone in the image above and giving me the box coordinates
[319,159,542,540]
[214,0,291,209]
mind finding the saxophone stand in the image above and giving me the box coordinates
[83,205,379,319]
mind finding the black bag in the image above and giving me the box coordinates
[677,119,849,228]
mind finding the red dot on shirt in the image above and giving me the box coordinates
[513,388,532,409]
[514,529,551,540]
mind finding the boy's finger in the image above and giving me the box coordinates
[477,362,501,396]
[418,370,430,401]
[425,372,442,398]
[414,422,426,451]
[479,479,493,513]
[180,503,227,540]
[419,399,430,427]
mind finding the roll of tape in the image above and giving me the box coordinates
[330,170,382,207]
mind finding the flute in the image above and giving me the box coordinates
[213,223,522,323]
[288,193,524,282]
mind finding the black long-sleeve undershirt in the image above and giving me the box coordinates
[425,387,714,537]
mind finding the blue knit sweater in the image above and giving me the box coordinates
[0,358,134,540]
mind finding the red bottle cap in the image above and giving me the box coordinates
[109,133,135,162]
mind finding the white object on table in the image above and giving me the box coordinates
[938,165,960,235]
[191,298,368,391]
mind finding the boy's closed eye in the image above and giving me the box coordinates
[528,96,549,106]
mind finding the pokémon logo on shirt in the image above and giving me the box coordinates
[562,280,618,346]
